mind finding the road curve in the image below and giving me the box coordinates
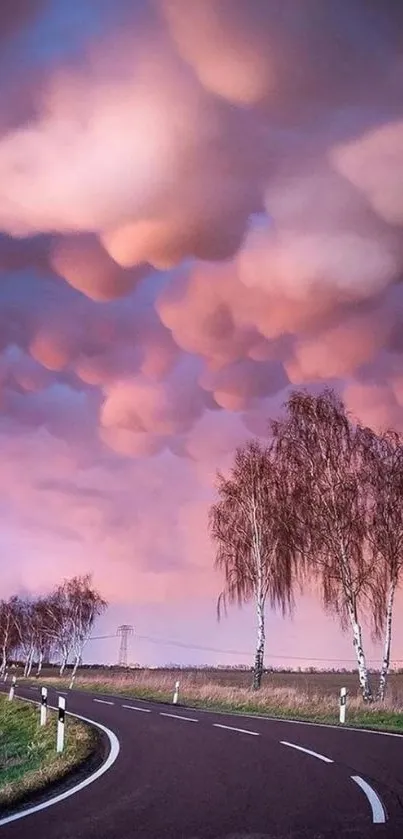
[1,683,403,839]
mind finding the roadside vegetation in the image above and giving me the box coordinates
[37,668,403,734]
[0,695,97,809]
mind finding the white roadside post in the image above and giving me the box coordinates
[339,687,347,724]
[3,669,8,683]
[8,675,16,702]
[57,696,66,753]
[173,680,180,705]
[40,687,48,726]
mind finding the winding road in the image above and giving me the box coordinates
[1,682,403,838]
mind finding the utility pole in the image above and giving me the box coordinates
[117,625,134,667]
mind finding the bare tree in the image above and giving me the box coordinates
[272,389,379,702]
[33,598,57,676]
[66,574,107,688]
[209,439,300,689]
[12,597,39,677]
[0,598,18,677]
[360,428,403,700]
[41,575,106,679]
[42,588,74,675]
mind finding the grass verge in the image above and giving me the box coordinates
[34,673,403,734]
[0,694,98,810]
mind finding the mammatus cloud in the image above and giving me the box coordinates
[0,0,403,662]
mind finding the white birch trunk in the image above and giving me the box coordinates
[69,653,81,689]
[0,647,7,677]
[23,650,31,677]
[253,596,265,690]
[59,649,68,676]
[250,492,266,691]
[378,578,396,702]
[36,650,44,677]
[26,647,34,677]
[339,540,372,701]
[349,609,372,701]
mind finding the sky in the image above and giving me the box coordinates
[1,0,403,669]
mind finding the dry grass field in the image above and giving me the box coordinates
[33,666,403,733]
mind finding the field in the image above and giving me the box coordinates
[0,694,98,810]
[32,666,403,733]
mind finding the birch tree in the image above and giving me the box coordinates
[33,598,56,676]
[0,599,18,677]
[360,427,403,700]
[209,439,299,690]
[42,588,74,675]
[66,574,107,688]
[272,389,377,702]
[41,575,106,679]
[12,598,38,677]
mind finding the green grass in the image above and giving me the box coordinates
[0,695,97,809]
[34,669,403,735]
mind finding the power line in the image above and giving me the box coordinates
[87,634,117,641]
[86,631,403,663]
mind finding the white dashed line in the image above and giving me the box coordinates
[280,740,333,763]
[213,723,259,736]
[93,698,114,706]
[187,705,403,738]
[160,712,198,722]
[351,775,386,824]
[122,704,151,713]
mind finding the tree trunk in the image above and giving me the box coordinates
[0,647,6,677]
[36,650,44,677]
[252,597,265,690]
[25,647,34,677]
[59,650,68,676]
[69,653,80,689]
[377,578,396,702]
[350,614,372,701]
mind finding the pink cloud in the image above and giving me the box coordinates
[1,0,403,667]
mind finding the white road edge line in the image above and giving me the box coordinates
[213,723,259,736]
[122,704,151,713]
[280,740,333,763]
[351,775,386,824]
[93,698,114,706]
[0,701,120,828]
[160,712,198,722]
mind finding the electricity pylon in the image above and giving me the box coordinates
[117,625,134,667]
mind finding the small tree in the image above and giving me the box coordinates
[12,597,38,677]
[42,588,74,675]
[360,428,403,700]
[66,574,107,688]
[273,389,378,702]
[0,599,18,677]
[42,575,106,680]
[33,598,57,676]
[209,439,299,689]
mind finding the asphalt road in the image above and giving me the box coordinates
[1,683,403,838]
